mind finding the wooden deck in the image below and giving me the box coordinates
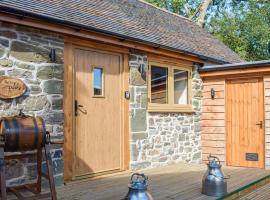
[240,182,270,200]
[56,162,270,200]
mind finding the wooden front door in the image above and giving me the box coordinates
[74,48,122,178]
[226,78,264,168]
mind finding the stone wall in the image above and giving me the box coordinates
[0,22,64,186]
[0,22,203,185]
[129,53,203,170]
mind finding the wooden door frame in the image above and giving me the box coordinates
[225,76,265,168]
[63,38,130,182]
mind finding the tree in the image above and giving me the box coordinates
[145,0,211,27]
[145,0,270,61]
[196,0,212,27]
[207,1,270,61]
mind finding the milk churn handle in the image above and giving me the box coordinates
[210,172,230,180]
[130,173,148,183]
[208,154,221,165]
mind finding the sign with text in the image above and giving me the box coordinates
[0,76,26,99]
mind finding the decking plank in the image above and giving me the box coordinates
[240,181,270,200]
[56,163,270,200]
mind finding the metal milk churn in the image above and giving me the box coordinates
[124,173,153,200]
[202,155,229,197]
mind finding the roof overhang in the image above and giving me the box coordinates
[199,60,270,78]
[0,5,229,65]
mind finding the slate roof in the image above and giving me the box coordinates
[0,0,243,63]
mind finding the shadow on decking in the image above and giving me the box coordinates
[56,162,270,200]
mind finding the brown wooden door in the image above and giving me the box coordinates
[74,48,122,178]
[226,78,264,168]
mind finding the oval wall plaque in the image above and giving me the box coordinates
[0,76,26,99]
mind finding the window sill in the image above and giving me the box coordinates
[147,104,193,113]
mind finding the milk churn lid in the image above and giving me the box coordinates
[208,155,221,168]
[128,173,148,190]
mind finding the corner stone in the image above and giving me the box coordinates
[131,132,148,141]
[131,109,147,132]
[131,161,151,170]
[131,144,139,161]
[192,152,201,160]
[129,67,146,86]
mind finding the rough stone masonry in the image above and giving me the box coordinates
[0,22,203,187]
[129,53,203,170]
[0,22,64,186]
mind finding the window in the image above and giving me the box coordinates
[93,67,104,97]
[151,66,168,104]
[148,62,192,112]
[174,69,188,104]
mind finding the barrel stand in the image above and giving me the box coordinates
[0,143,57,200]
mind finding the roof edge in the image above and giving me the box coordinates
[199,60,270,72]
[0,5,230,64]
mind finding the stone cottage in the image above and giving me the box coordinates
[0,0,242,186]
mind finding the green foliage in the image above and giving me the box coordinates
[208,0,270,61]
[145,0,270,61]
[145,0,167,8]
[171,0,186,13]
[144,0,185,13]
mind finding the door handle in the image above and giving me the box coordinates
[256,121,263,129]
[75,100,87,116]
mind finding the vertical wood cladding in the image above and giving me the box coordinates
[264,76,270,169]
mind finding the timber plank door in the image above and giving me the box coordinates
[74,48,122,178]
[226,78,264,168]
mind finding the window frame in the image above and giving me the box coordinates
[92,66,105,98]
[148,62,193,112]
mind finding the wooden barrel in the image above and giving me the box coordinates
[0,115,46,152]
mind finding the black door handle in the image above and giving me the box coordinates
[75,100,78,116]
[75,100,87,116]
[256,121,263,129]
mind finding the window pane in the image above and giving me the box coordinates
[174,69,188,104]
[151,66,168,104]
[93,67,103,96]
